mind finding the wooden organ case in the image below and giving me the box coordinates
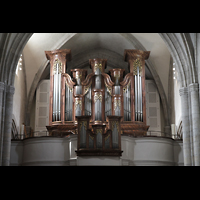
[45,49,150,156]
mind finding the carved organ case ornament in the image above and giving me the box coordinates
[45,49,150,157]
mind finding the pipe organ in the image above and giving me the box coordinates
[45,49,150,156]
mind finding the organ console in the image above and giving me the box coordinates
[45,49,150,156]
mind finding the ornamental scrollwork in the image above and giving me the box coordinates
[133,58,142,76]
[104,80,112,96]
[84,80,92,95]
[66,81,73,93]
[53,59,62,74]
[79,121,87,131]
[94,63,102,72]
[111,121,119,133]
[75,99,82,111]
[114,99,121,111]
[123,80,131,93]
[96,129,103,135]
[94,93,102,103]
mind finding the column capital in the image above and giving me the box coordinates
[179,87,188,96]
[189,83,199,93]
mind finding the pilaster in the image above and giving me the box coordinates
[164,126,171,137]
[189,83,200,166]
[0,82,5,166]
[179,87,192,165]
[2,85,15,166]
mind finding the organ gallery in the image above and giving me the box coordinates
[45,49,150,156]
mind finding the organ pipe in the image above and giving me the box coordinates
[135,74,138,121]
[53,72,56,121]
[137,66,140,121]
[45,49,72,125]
[53,61,61,122]
[140,75,143,122]
[135,66,143,122]
[58,72,61,120]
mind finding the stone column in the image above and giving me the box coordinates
[0,82,5,165]
[179,87,192,166]
[164,126,171,137]
[189,83,200,166]
[2,85,15,166]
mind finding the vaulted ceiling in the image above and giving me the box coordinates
[23,33,171,100]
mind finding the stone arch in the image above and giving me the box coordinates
[2,33,194,88]
[159,33,196,87]
[180,33,197,84]
[25,33,171,129]
[2,33,194,130]
[0,33,32,85]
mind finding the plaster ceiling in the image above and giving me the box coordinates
[22,33,171,98]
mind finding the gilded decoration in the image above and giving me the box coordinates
[84,81,92,95]
[89,134,94,140]
[96,129,103,135]
[79,121,87,131]
[65,81,73,93]
[114,99,121,111]
[133,58,142,76]
[94,63,102,72]
[94,93,102,103]
[104,80,112,96]
[111,121,119,133]
[105,134,110,141]
[114,72,120,78]
[75,99,82,111]
[53,59,62,74]
[123,80,131,93]
[114,72,120,82]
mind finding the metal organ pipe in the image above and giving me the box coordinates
[53,62,61,122]
[140,75,143,122]
[53,73,56,121]
[128,85,130,120]
[55,65,58,121]
[58,72,61,120]
[126,91,128,120]
[134,66,143,122]
[135,75,138,121]
[137,66,141,121]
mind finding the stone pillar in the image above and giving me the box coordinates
[0,82,5,165]
[189,83,200,166]
[164,126,171,137]
[2,85,15,166]
[179,87,192,166]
